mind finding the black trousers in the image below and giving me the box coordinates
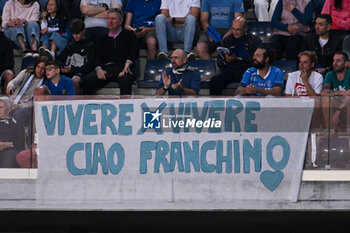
[82,64,134,95]
[209,61,248,95]
[271,34,303,60]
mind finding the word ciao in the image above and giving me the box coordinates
[65,136,290,176]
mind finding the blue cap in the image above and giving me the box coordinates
[206,26,221,43]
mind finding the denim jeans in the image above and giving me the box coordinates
[155,14,196,53]
[40,32,70,54]
[3,21,40,49]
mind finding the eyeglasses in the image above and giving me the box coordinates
[45,66,58,71]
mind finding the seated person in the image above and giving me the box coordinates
[156,49,200,96]
[38,0,71,60]
[155,0,200,59]
[210,17,262,95]
[285,51,323,96]
[301,14,343,76]
[44,60,75,95]
[271,0,313,59]
[197,0,244,60]
[82,8,139,95]
[2,0,40,56]
[59,18,95,94]
[235,46,284,96]
[6,56,48,132]
[0,96,25,168]
[124,0,161,59]
[0,17,14,94]
[321,51,350,130]
[80,0,122,44]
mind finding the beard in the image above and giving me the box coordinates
[253,60,266,69]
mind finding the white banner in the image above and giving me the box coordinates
[35,98,314,205]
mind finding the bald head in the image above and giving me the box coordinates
[232,16,248,38]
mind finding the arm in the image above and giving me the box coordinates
[156,72,171,96]
[27,2,40,22]
[125,12,136,31]
[291,1,313,25]
[256,86,282,96]
[80,2,107,17]
[300,70,319,96]
[321,83,333,96]
[200,12,210,30]
[271,0,289,31]
[1,2,12,28]
[6,70,27,95]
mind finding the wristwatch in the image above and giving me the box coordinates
[172,17,176,24]
[163,86,169,91]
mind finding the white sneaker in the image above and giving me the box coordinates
[187,52,196,60]
[39,47,54,60]
[157,52,168,60]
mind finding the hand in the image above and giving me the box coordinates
[300,69,310,83]
[6,87,13,96]
[61,65,71,74]
[125,25,136,32]
[0,142,14,151]
[225,52,235,62]
[246,84,257,95]
[42,10,47,19]
[288,25,299,35]
[135,27,148,38]
[171,79,183,91]
[283,2,295,12]
[40,27,48,35]
[96,69,107,80]
[118,63,133,77]
[331,110,341,128]
[162,72,171,89]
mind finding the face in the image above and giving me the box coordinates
[72,30,85,42]
[299,55,313,72]
[232,20,247,39]
[170,50,186,69]
[35,62,46,78]
[107,12,122,31]
[46,0,58,14]
[45,65,60,79]
[315,18,329,36]
[333,54,346,73]
[0,101,9,119]
[253,48,267,69]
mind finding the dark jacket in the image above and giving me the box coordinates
[0,31,14,75]
[59,38,95,77]
[217,33,262,70]
[301,31,343,70]
[95,29,139,68]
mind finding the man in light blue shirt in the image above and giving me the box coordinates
[235,46,284,96]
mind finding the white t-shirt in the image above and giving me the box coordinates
[318,37,328,48]
[160,0,200,17]
[81,0,122,28]
[285,70,323,96]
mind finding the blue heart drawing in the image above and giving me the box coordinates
[260,170,284,192]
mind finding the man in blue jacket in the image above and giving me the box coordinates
[156,49,200,96]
